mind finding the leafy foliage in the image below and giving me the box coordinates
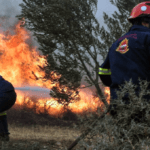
[17,0,107,107]
[75,79,150,150]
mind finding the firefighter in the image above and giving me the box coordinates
[99,1,150,117]
[0,76,16,141]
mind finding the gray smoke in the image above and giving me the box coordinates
[0,0,22,16]
[0,0,22,27]
[0,0,42,55]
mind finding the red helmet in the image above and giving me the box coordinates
[128,1,150,23]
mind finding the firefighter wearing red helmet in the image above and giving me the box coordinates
[99,1,150,118]
[128,1,150,28]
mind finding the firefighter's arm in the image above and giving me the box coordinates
[99,52,112,87]
[146,35,150,70]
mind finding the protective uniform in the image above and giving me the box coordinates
[99,2,150,103]
[99,25,150,101]
[0,75,16,141]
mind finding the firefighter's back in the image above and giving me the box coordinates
[109,25,150,99]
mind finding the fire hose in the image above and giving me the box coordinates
[67,106,110,150]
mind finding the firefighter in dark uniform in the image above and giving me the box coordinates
[99,1,150,117]
[0,76,16,141]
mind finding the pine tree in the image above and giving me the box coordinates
[17,0,108,108]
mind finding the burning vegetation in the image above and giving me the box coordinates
[0,19,110,117]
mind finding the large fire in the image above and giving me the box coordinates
[0,20,110,117]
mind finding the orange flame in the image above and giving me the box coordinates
[0,20,110,117]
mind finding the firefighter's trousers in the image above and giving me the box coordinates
[0,91,16,135]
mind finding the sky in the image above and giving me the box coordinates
[0,0,117,56]
[0,0,21,19]
[0,0,118,30]
[0,0,119,57]
[96,0,118,26]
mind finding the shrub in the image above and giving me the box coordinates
[75,79,150,150]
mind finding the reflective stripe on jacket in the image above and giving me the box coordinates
[99,49,112,87]
[0,111,7,116]
[99,68,111,75]
[99,68,112,87]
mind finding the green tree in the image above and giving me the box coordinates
[17,0,108,108]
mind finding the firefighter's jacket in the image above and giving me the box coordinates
[99,25,150,100]
[0,76,15,116]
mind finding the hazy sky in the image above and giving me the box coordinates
[0,0,119,55]
[0,0,118,26]
[96,0,118,26]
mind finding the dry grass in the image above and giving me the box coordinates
[0,121,82,150]
[9,123,80,142]
[0,96,111,150]
[0,96,102,150]
[0,102,82,150]
[0,123,80,150]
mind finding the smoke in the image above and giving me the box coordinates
[0,0,22,27]
[0,0,21,15]
[0,0,42,55]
